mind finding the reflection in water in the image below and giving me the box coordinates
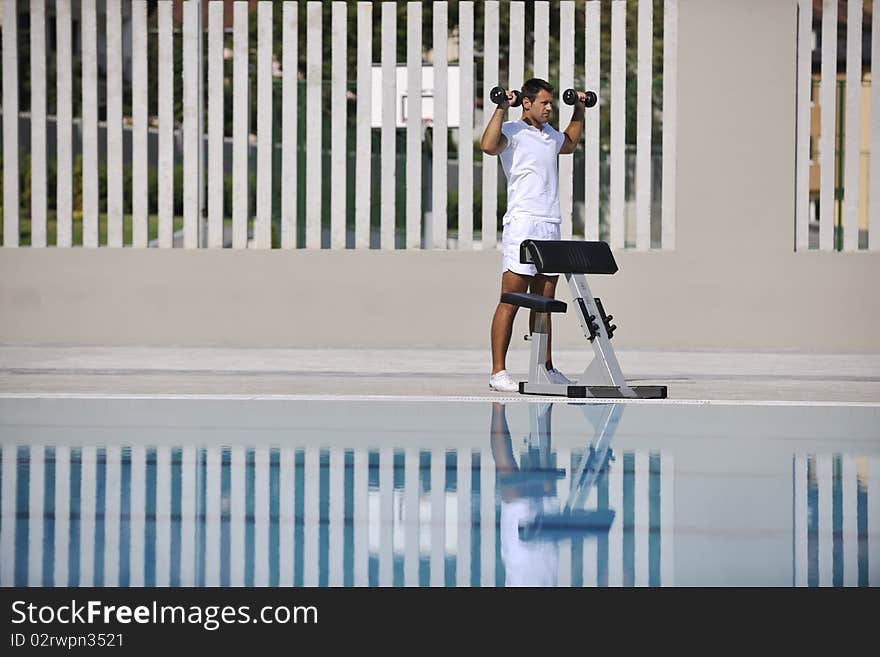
[0,401,875,587]
[492,402,624,586]
[796,454,872,587]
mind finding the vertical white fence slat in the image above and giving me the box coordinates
[636,0,653,251]
[661,0,678,250]
[305,2,322,249]
[378,447,394,586]
[129,447,145,586]
[458,2,474,250]
[381,3,397,250]
[278,448,295,586]
[328,448,345,587]
[557,449,572,586]
[355,3,372,249]
[254,447,270,587]
[817,455,832,586]
[456,450,472,586]
[155,447,171,586]
[132,1,148,248]
[256,2,274,250]
[79,446,96,585]
[582,532,598,587]
[509,2,524,88]
[559,1,575,240]
[793,455,808,586]
[609,0,627,250]
[842,456,858,586]
[56,0,72,247]
[157,2,174,248]
[53,446,70,587]
[106,0,123,247]
[2,0,19,246]
[479,449,494,587]
[30,0,47,247]
[281,2,298,249]
[229,447,246,586]
[870,458,880,584]
[179,447,196,586]
[0,447,16,584]
[353,449,368,586]
[27,446,44,585]
[796,0,812,251]
[871,0,880,251]
[208,2,224,249]
[233,2,250,249]
[843,0,863,252]
[103,446,121,587]
[634,452,649,586]
[183,1,201,249]
[302,448,319,586]
[482,1,499,250]
[82,0,99,247]
[407,2,423,249]
[431,2,449,250]
[331,2,347,249]
[607,452,623,586]
[660,454,674,586]
[204,448,221,587]
[585,1,601,241]
[404,448,419,586]
[506,0,523,245]
[533,1,549,80]
[819,0,838,252]
[430,448,446,586]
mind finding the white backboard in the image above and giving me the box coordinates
[371,65,462,128]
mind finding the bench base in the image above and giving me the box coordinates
[519,382,667,399]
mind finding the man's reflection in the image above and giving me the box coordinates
[490,401,621,588]
[491,401,561,586]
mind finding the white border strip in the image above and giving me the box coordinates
[0,393,876,407]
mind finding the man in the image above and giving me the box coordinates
[481,78,588,392]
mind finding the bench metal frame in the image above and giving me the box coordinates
[505,240,666,399]
[516,402,623,541]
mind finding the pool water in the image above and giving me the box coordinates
[1,397,878,587]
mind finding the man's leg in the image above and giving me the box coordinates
[490,270,531,375]
[529,274,560,369]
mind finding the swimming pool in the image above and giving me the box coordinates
[1,396,877,587]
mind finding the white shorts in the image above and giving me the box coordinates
[501,217,561,276]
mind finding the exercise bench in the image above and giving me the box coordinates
[501,239,667,399]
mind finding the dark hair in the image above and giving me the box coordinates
[520,78,554,103]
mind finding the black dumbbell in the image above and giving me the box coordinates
[490,86,523,108]
[562,88,598,108]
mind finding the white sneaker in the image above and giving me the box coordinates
[489,370,519,393]
[547,367,575,385]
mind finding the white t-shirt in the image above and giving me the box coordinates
[499,120,566,225]
[500,496,560,587]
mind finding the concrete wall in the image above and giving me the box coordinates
[2,0,879,352]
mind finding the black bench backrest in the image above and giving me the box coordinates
[519,240,618,275]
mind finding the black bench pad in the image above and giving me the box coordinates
[520,240,618,275]
[501,292,567,313]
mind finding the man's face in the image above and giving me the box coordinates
[523,89,554,125]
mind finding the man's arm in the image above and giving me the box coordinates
[480,93,512,155]
[560,93,587,155]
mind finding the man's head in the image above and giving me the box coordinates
[520,78,554,126]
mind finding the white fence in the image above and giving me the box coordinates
[792,454,878,586]
[1,0,678,251]
[796,0,879,251]
[0,443,673,587]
